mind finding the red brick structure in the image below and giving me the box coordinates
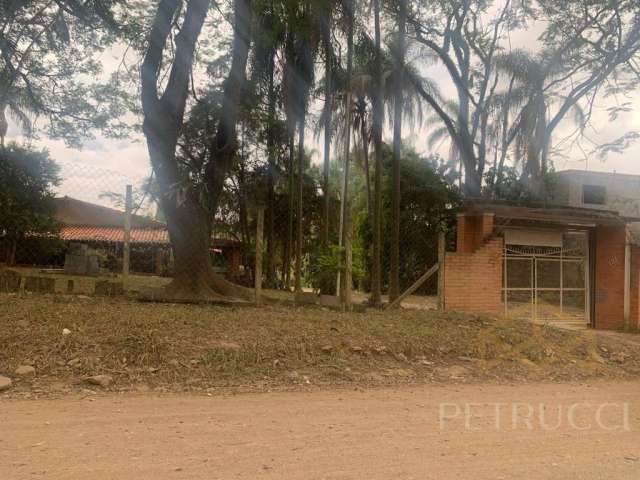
[443,203,640,330]
[593,226,626,329]
[455,212,495,253]
[631,245,640,330]
[444,235,503,314]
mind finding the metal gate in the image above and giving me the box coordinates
[503,231,588,325]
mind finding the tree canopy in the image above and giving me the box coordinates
[0,143,60,265]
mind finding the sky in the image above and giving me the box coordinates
[5,4,640,208]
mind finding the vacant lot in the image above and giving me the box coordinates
[1,294,640,396]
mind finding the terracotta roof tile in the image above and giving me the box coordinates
[61,226,169,245]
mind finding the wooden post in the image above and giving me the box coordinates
[385,263,439,310]
[343,217,353,311]
[123,185,132,280]
[624,227,631,330]
[437,230,446,311]
[255,207,264,306]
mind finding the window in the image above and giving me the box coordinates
[582,184,606,205]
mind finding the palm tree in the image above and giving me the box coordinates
[318,0,335,247]
[371,0,384,306]
[337,0,355,297]
[493,50,585,196]
[390,0,407,301]
[281,1,320,292]
[250,0,286,288]
[352,91,372,214]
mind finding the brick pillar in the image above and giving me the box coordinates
[594,225,626,329]
[456,214,470,253]
[456,212,495,254]
[481,213,495,239]
[631,246,640,330]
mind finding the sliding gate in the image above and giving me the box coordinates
[503,231,589,325]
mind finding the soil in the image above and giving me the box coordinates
[1,381,640,479]
[3,294,640,398]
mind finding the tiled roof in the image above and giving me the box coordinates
[59,226,242,247]
[61,226,169,245]
[54,196,164,228]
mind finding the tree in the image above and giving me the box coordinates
[318,0,336,247]
[370,0,383,305]
[410,0,640,197]
[249,0,287,287]
[318,9,427,303]
[534,0,640,175]
[389,0,407,301]
[278,1,320,292]
[380,149,460,293]
[0,0,127,147]
[140,0,254,299]
[409,0,524,197]
[0,143,60,265]
[337,0,355,296]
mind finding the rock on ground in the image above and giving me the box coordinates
[0,376,12,391]
[14,365,36,377]
[85,375,114,388]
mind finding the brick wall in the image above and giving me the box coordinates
[594,226,626,330]
[456,213,495,253]
[631,246,640,331]
[444,237,503,315]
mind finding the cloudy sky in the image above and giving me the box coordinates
[5,4,640,208]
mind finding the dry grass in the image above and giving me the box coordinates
[1,293,640,396]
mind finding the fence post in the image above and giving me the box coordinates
[343,217,353,311]
[122,184,132,281]
[255,207,264,306]
[437,229,446,311]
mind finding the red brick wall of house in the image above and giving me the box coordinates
[444,236,503,315]
[594,226,627,330]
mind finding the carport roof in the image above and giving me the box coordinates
[460,201,640,227]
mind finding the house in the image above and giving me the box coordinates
[53,196,242,276]
[443,201,640,330]
[552,170,640,227]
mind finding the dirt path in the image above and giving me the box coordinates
[2,382,640,479]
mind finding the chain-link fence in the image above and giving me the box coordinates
[1,152,455,306]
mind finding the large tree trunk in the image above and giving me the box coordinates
[141,0,254,301]
[389,0,406,301]
[370,0,383,307]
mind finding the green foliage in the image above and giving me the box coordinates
[349,144,460,293]
[0,143,61,237]
[483,166,558,206]
[0,0,129,147]
[307,243,366,295]
[0,143,61,264]
[308,244,341,295]
[483,166,533,204]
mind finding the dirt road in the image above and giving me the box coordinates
[2,382,640,479]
